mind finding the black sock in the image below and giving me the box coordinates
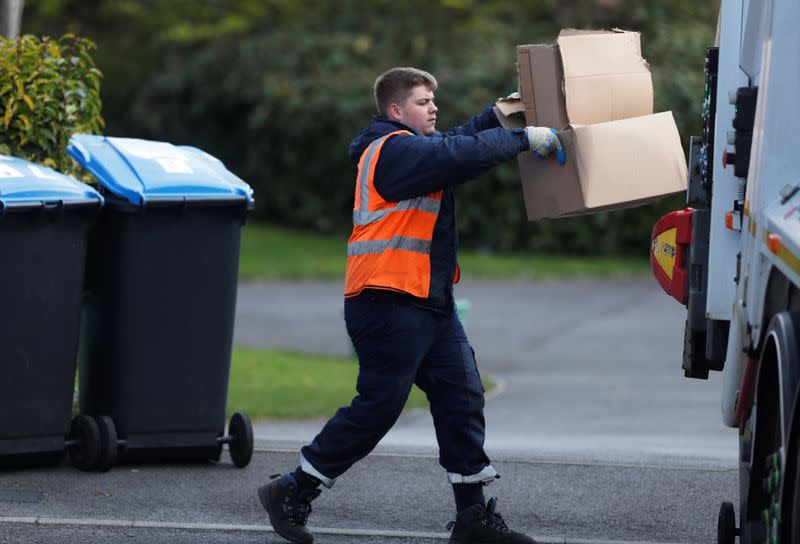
[452,483,485,512]
[291,466,322,490]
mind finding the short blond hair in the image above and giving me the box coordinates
[373,67,438,118]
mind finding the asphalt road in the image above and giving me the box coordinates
[0,278,740,544]
[1,449,735,544]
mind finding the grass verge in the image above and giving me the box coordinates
[227,347,493,420]
[239,223,649,280]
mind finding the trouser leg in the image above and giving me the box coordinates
[414,310,496,484]
[300,297,436,485]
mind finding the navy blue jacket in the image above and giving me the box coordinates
[347,105,529,312]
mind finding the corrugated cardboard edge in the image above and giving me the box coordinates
[494,96,526,129]
[559,28,625,38]
[549,193,682,219]
[558,28,644,63]
[517,46,538,126]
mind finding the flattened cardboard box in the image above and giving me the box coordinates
[493,93,526,129]
[500,29,687,220]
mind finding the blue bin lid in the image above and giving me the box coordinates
[67,135,254,208]
[0,155,103,212]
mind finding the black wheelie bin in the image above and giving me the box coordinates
[67,135,254,471]
[0,155,105,470]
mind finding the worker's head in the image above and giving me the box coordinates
[374,67,438,136]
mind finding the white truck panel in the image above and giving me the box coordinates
[745,0,800,340]
[707,0,749,320]
[765,202,800,292]
[743,36,773,343]
[720,0,800,426]
[750,3,800,212]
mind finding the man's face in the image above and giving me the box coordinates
[392,85,438,135]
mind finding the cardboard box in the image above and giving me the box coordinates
[499,29,688,220]
[493,93,526,129]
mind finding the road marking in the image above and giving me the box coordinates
[1,517,37,524]
[251,446,736,473]
[0,516,691,543]
[38,517,132,527]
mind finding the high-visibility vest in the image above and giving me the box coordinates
[344,130,443,299]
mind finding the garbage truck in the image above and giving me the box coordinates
[650,0,800,542]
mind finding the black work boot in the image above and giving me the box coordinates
[258,473,321,543]
[447,497,535,544]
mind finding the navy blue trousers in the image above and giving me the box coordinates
[300,292,492,484]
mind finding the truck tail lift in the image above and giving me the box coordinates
[650,1,800,542]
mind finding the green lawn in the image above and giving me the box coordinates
[226,347,493,420]
[239,223,649,280]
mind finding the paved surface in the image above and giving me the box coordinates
[0,449,735,544]
[0,278,740,543]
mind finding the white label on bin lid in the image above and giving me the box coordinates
[113,139,184,160]
[155,157,194,174]
[28,165,58,179]
[109,138,195,174]
[0,164,23,178]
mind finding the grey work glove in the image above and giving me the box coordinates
[525,126,566,165]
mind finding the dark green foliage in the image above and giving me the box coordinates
[23,1,717,255]
[0,34,103,176]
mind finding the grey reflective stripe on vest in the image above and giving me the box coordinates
[347,236,431,256]
[354,133,441,227]
[356,138,384,214]
[353,196,440,225]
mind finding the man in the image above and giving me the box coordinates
[259,67,564,544]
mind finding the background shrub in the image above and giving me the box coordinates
[0,33,103,176]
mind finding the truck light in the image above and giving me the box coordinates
[725,212,733,230]
[768,234,782,254]
[651,208,692,305]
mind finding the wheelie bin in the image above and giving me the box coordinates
[0,155,104,469]
[67,135,255,471]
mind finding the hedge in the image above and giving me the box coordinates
[0,34,103,177]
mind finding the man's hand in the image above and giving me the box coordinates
[525,126,566,165]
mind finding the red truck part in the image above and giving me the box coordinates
[650,208,693,305]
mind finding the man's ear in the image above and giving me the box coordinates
[387,103,402,121]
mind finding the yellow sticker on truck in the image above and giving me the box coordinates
[652,227,677,280]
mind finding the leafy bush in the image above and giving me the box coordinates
[0,34,103,176]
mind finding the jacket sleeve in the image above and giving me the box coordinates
[373,126,530,202]
[442,104,502,137]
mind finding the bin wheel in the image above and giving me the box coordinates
[94,416,118,473]
[228,412,253,468]
[68,415,101,471]
[718,501,737,544]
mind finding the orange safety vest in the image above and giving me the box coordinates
[344,130,443,299]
